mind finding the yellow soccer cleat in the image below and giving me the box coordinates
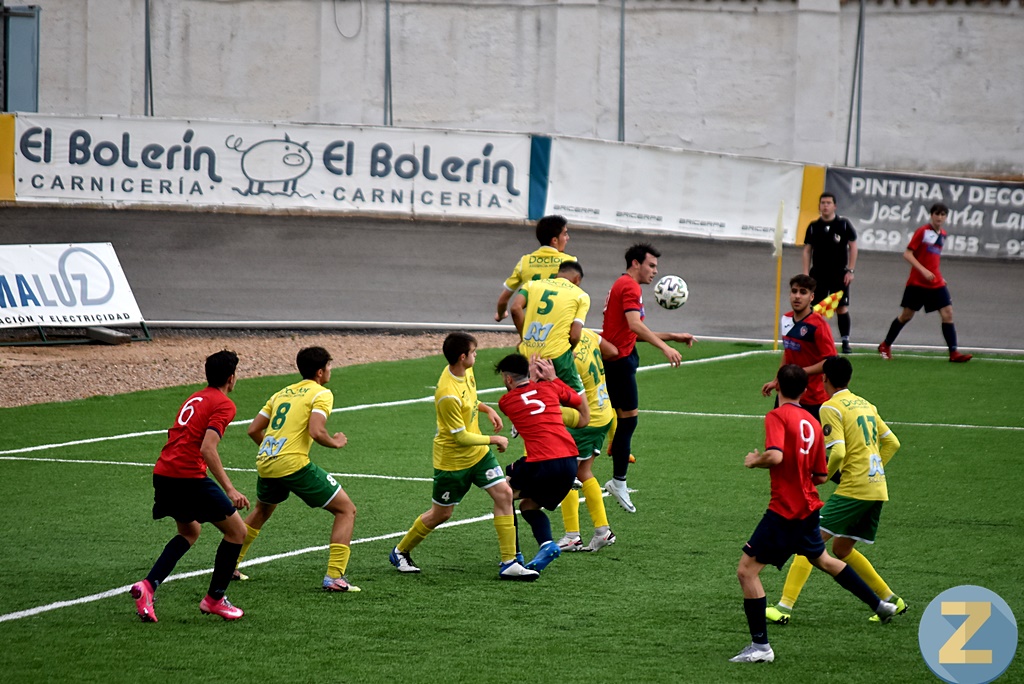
[870,596,908,622]
[766,604,791,625]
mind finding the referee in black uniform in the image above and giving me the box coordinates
[802,193,858,354]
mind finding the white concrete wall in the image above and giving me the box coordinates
[23,0,1024,177]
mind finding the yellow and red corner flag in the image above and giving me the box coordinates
[813,291,844,319]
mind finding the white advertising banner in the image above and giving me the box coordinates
[13,114,531,219]
[545,137,805,244]
[0,243,144,329]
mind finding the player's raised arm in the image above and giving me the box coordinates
[879,426,900,466]
[247,412,270,445]
[599,336,619,360]
[200,429,249,510]
[902,247,934,282]
[655,331,696,347]
[744,448,782,469]
[309,411,347,449]
[479,402,504,433]
[625,310,682,366]
[495,287,514,322]
[509,291,527,335]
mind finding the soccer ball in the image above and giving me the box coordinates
[653,275,688,310]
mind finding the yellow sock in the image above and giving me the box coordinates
[581,477,609,529]
[327,543,351,579]
[560,406,580,429]
[780,555,813,609]
[560,489,581,535]
[235,523,261,568]
[606,414,618,454]
[397,516,433,554]
[843,548,892,599]
[494,514,517,562]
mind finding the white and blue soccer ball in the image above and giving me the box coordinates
[653,275,688,310]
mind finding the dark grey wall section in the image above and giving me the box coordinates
[1,207,1020,352]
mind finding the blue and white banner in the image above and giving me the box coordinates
[544,137,805,244]
[826,167,1024,259]
[13,114,531,219]
[0,243,144,329]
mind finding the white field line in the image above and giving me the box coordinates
[0,488,625,624]
[640,409,1024,432]
[0,513,493,624]
[0,456,432,481]
[2,344,1012,622]
[0,350,769,458]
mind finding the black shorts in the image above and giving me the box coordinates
[507,456,578,510]
[152,474,236,524]
[743,509,826,570]
[901,285,952,313]
[605,349,640,412]
[810,270,850,307]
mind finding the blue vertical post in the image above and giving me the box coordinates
[528,136,552,221]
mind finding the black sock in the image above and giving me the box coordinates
[520,508,552,546]
[743,596,769,645]
[512,510,521,554]
[208,540,242,600]
[611,415,638,479]
[833,565,881,610]
[838,312,851,339]
[884,318,906,346]
[146,534,192,589]
[942,322,958,352]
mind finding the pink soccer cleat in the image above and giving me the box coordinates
[322,575,361,592]
[199,595,244,620]
[130,580,157,623]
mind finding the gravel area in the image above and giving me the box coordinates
[0,330,520,408]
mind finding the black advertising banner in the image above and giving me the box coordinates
[825,167,1024,259]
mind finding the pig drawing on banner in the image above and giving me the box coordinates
[226,134,314,197]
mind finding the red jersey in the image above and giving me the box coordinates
[602,274,644,360]
[780,310,835,405]
[906,224,946,289]
[498,378,581,462]
[154,387,236,479]
[764,402,827,520]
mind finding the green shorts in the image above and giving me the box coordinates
[568,422,611,460]
[819,494,884,544]
[432,449,505,506]
[256,462,342,509]
[552,349,584,393]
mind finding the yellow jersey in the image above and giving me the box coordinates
[516,277,590,358]
[433,366,491,471]
[573,328,614,429]
[821,389,900,501]
[503,247,577,291]
[255,379,334,479]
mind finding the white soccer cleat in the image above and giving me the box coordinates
[874,600,898,624]
[557,534,584,552]
[585,528,616,552]
[729,643,775,663]
[604,479,636,513]
[389,546,421,573]
[498,559,540,582]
